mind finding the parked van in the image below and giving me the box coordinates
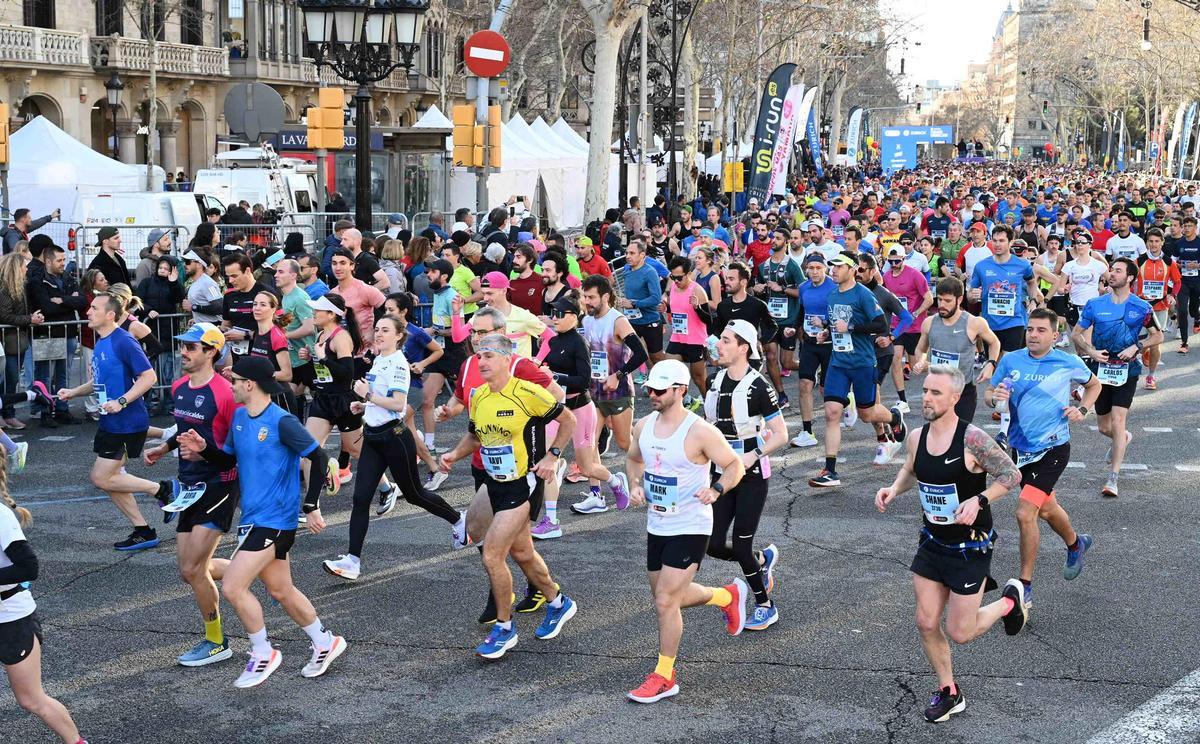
[72,192,225,269]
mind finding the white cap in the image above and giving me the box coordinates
[724,319,762,359]
[307,295,345,317]
[971,202,985,211]
[181,250,205,263]
[451,221,470,233]
[644,359,691,391]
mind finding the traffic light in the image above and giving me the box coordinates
[1042,100,1049,115]
[307,88,345,150]
[451,104,502,168]
[0,103,9,165]
[488,105,501,168]
[916,102,922,114]
[452,104,476,167]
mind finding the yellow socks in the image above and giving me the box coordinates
[204,614,224,645]
[707,586,733,607]
[655,654,676,679]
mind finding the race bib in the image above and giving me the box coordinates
[313,363,333,384]
[644,472,680,514]
[481,444,517,480]
[589,351,609,380]
[987,291,1017,317]
[95,383,108,415]
[1015,448,1048,468]
[671,312,689,335]
[832,331,853,352]
[918,482,960,525]
[1142,280,1165,300]
[767,296,789,319]
[229,329,252,355]
[721,437,770,478]
[623,306,643,320]
[163,482,206,513]
[803,314,825,337]
[1098,362,1129,386]
[930,349,960,367]
[1183,261,1199,277]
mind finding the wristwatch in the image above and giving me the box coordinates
[753,447,765,459]
[548,447,562,458]
[1077,405,1089,417]
[117,396,127,408]
[977,495,990,509]
[712,482,726,495]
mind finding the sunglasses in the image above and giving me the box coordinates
[645,385,680,397]
[900,241,913,246]
[548,309,575,319]
[670,274,687,283]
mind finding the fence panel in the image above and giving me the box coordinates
[74,225,194,276]
[281,212,408,247]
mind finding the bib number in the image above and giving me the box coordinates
[623,306,643,320]
[1142,280,1165,300]
[1015,448,1048,468]
[589,351,609,380]
[987,291,1017,317]
[918,482,961,524]
[163,482,206,513]
[832,331,852,352]
[930,349,960,367]
[313,363,333,384]
[481,444,517,480]
[229,329,252,356]
[95,383,108,415]
[671,313,689,335]
[803,314,825,338]
[1182,261,1199,278]
[644,472,680,514]
[1098,362,1129,386]
[767,296,789,319]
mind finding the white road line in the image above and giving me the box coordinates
[1086,668,1200,744]
[1066,462,1086,469]
[1176,465,1200,472]
[39,435,74,442]
[1142,427,1173,433]
[1120,464,1149,471]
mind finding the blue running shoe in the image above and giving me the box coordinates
[476,622,518,659]
[114,529,159,551]
[760,544,780,594]
[535,594,578,640]
[745,603,778,631]
[1063,533,1092,581]
[1022,583,1033,610]
[178,638,233,667]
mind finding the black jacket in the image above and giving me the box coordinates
[27,271,87,339]
[136,274,185,340]
[87,248,131,288]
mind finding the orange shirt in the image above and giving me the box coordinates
[1134,255,1182,311]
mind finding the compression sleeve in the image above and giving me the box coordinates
[617,333,649,376]
[0,540,37,584]
[301,445,329,513]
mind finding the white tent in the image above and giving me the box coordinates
[704,142,753,176]
[412,104,453,133]
[9,116,165,222]
[552,118,588,151]
[529,117,587,228]
[550,118,655,216]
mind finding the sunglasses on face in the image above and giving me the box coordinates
[900,241,913,246]
[670,274,687,282]
[646,385,681,397]
[888,259,903,265]
[549,309,575,319]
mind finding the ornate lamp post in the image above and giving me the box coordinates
[104,70,124,160]
[299,0,430,229]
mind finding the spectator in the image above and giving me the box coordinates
[222,201,252,225]
[87,226,132,288]
[188,221,220,264]
[2,207,60,254]
[164,172,176,191]
[134,229,181,286]
[461,240,487,278]
[27,242,86,426]
[180,250,223,325]
[205,208,223,223]
[176,171,190,191]
[575,237,612,279]
[385,213,406,239]
[340,227,390,291]
[451,206,474,234]
[379,239,406,294]
[622,196,644,235]
[220,231,249,259]
[427,211,449,241]
[481,241,507,277]
[0,252,39,428]
[321,218,355,282]
[136,257,184,413]
[26,234,52,287]
[283,231,306,258]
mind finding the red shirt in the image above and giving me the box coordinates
[454,355,552,470]
[576,253,612,278]
[1089,227,1115,255]
[745,239,772,274]
[508,272,543,315]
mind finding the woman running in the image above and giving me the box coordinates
[248,290,298,414]
[384,293,446,488]
[298,294,363,495]
[322,314,467,581]
[0,459,88,743]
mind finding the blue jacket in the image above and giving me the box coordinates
[623,263,664,325]
[320,234,341,282]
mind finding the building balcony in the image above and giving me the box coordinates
[90,35,230,78]
[0,25,90,67]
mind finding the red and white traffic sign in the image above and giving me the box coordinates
[463,30,511,78]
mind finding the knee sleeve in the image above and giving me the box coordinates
[1019,484,1051,508]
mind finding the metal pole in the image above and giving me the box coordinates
[111,103,120,159]
[637,7,649,208]
[354,84,372,230]
[619,39,629,210]
[475,77,489,215]
[315,147,328,211]
[668,2,677,199]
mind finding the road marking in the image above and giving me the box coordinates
[1066,462,1086,468]
[1086,667,1200,743]
[26,495,110,506]
[1120,464,1149,471]
[39,435,74,442]
[1176,465,1200,472]
[1142,427,1173,433]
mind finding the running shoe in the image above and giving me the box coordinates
[627,672,679,704]
[7,441,28,474]
[535,595,577,640]
[301,635,348,678]
[610,472,631,510]
[923,685,965,723]
[531,516,563,540]
[893,400,911,414]
[571,493,609,514]
[1000,579,1027,636]
[338,467,353,485]
[2,417,24,430]
[160,424,179,442]
[1055,334,1071,348]
[760,544,779,594]
[808,469,841,488]
[476,622,518,659]
[781,368,792,377]
[777,392,790,409]
[841,404,858,429]
[745,603,778,631]
[1101,472,1119,498]
[1144,374,1157,390]
[478,590,516,624]
[29,380,55,409]
[889,405,908,442]
[719,578,748,636]
[376,483,397,516]
[884,440,903,463]
[1063,533,1093,581]
[632,371,648,386]
[156,480,179,525]
[597,426,612,456]
[515,583,555,613]
[1022,583,1032,610]
[685,396,703,413]
[1104,430,1132,464]
[322,555,361,581]
[178,638,233,667]
[1071,386,1083,402]
[114,529,159,551]
[790,431,818,448]
[234,649,282,688]
[995,431,1009,452]
[324,459,342,497]
[425,470,449,491]
[452,511,471,549]
[554,458,568,487]
[564,463,588,483]
[1178,344,1189,355]
[872,443,891,466]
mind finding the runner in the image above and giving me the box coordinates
[754,231,804,407]
[664,256,712,399]
[437,333,579,659]
[881,245,933,412]
[1133,228,1180,387]
[384,293,446,489]
[322,315,467,581]
[1171,216,1200,354]
[617,241,668,374]
[298,294,362,492]
[857,254,914,465]
[1104,211,1147,262]
[1072,258,1161,498]
[58,292,173,550]
[791,254,836,447]
[142,323,239,666]
[987,308,1100,609]
[178,356,346,688]
[625,359,749,703]
[876,366,1027,723]
[0,477,89,743]
[247,290,297,414]
[703,321,787,631]
[218,253,273,364]
[911,277,1002,423]
[419,258,467,454]
[1059,232,1108,329]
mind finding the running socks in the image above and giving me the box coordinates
[249,628,272,657]
[302,619,334,650]
[825,456,837,473]
[0,430,16,454]
[655,654,676,678]
[204,614,224,645]
[590,485,601,499]
[896,391,907,402]
[802,420,813,434]
[546,502,558,525]
[706,586,733,607]
[548,593,565,609]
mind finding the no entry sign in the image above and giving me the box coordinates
[463,30,511,78]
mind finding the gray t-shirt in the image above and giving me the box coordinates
[187,273,223,324]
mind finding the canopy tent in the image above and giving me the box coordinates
[703,142,753,175]
[9,116,165,222]
[412,104,453,134]
[529,116,586,228]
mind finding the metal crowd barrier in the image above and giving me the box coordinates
[73,225,194,275]
[284,212,409,245]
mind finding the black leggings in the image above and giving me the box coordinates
[1177,281,1200,347]
[348,425,458,558]
[706,473,770,605]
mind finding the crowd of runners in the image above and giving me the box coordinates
[0,160,1193,740]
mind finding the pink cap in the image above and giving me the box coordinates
[482,271,510,290]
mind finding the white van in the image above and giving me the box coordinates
[72,192,224,269]
[192,164,317,216]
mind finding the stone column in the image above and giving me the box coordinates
[116,118,139,164]
[158,120,179,176]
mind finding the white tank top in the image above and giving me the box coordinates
[639,410,712,536]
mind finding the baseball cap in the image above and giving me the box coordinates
[146,228,167,248]
[181,250,205,263]
[95,226,119,246]
[450,221,470,233]
[174,322,225,350]
[387,213,404,225]
[827,253,857,269]
[549,294,581,317]
[886,246,905,259]
[971,203,985,212]
[969,222,988,233]
[803,252,827,266]
[231,356,284,396]
[307,295,345,317]
[1021,206,1036,216]
[644,359,691,391]
[576,236,593,247]
[481,271,510,290]
[724,319,761,360]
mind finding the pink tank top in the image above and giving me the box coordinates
[668,281,707,345]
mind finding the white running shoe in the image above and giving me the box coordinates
[790,431,818,448]
[452,511,471,549]
[234,649,282,688]
[883,440,903,464]
[425,470,449,491]
[842,404,858,429]
[872,443,890,466]
[571,493,609,514]
[301,635,347,678]
[322,555,361,581]
[7,441,28,474]
[161,424,178,441]
[376,483,397,516]
[893,401,910,414]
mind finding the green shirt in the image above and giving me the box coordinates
[940,237,968,263]
[450,264,478,314]
[281,286,314,368]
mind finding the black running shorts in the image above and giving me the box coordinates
[646,533,709,571]
[0,612,42,666]
[308,393,363,432]
[1094,375,1138,415]
[176,481,240,534]
[236,526,296,560]
[94,430,148,461]
[797,341,831,384]
[910,538,996,596]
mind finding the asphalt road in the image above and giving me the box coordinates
[3,340,1199,743]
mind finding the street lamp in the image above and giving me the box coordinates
[300,0,429,230]
[103,70,123,160]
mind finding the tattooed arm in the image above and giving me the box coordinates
[956,423,1022,525]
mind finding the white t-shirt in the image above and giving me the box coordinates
[1062,258,1108,307]
[362,350,411,428]
[960,245,992,278]
[0,504,35,624]
[187,274,224,325]
[1105,232,1146,261]
[806,242,842,265]
[903,250,931,275]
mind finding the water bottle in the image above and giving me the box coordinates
[706,334,720,362]
[996,380,1011,414]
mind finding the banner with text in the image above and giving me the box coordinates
[768,84,806,196]
[1178,101,1197,180]
[747,63,797,204]
[879,125,954,173]
[806,101,824,178]
[841,107,864,166]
